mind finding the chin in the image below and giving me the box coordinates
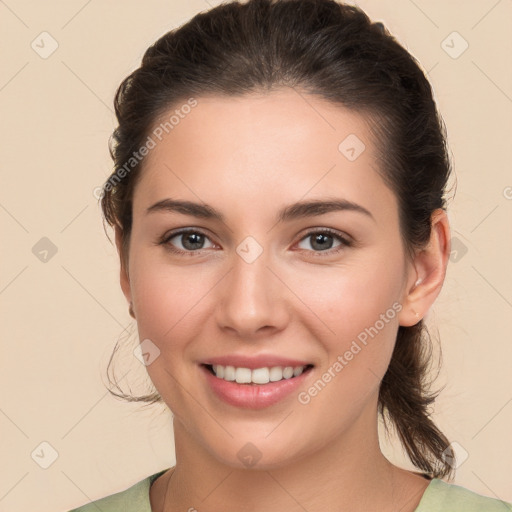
[200,431,313,472]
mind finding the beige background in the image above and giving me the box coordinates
[1,0,511,510]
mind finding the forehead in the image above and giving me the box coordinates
[132,88,397,222]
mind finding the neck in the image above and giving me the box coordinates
[154,399,427,512]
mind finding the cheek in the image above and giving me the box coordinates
[294,271,400,427]
[130,254,210,341]
[290,256,402,373]
[130,261,210,414]
[128,256,220,404]
[295,258,401,326]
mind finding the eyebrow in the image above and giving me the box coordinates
[145,197,375,223]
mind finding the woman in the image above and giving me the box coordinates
[68,0,512,510]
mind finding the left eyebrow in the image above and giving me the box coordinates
[277,198,375,224]
[145,197,375,223]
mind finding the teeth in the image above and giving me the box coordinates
[210,364,308,384]
[269,366,282,382]
[293,366,304,377]
[223,365,235,381]
[235,367,252,384]
[252,367,270,384]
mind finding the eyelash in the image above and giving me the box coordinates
[157,227,353,257]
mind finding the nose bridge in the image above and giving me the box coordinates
[216,236,286,335]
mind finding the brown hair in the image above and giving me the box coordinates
[101,0,456,479]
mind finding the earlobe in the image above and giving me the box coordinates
[398,208,451,327]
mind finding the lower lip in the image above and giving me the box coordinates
[200,365,313,410]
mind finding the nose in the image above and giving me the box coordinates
[215,244,289,340]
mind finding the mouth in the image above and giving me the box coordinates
[199,354,316,409]
[201,363,315,385]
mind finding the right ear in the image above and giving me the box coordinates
[114,225,132,305]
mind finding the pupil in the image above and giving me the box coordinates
[312,233,332,251]
[184,233,204,250]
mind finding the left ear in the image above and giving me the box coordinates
[398,208,451,327]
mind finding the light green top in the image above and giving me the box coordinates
[67,469,512,512]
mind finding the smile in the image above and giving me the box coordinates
[200,361,315,409]
[205,363,314,384]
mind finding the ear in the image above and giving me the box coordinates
[114,225,132,306]
[398,208,451,327]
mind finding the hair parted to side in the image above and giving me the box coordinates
[101,0,456,479]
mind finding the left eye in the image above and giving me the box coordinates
[297,230,351,253]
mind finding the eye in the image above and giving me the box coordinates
[157,227,353,257]
[296,228,352,255]
[159,229,216,254]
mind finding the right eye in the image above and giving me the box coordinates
[159,229,217,255]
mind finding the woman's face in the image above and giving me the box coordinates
[118,89,421,469]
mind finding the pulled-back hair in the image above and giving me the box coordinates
[101,0,455,479]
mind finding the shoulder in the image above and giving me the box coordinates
[417,478,512,512]
[66,469,168,512]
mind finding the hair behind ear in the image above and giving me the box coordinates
[379,322,454,479]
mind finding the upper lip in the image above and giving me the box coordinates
[202,354,314,370]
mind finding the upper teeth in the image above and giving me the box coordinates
[212,365,307,384]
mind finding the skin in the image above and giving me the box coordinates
[115,88,451,512]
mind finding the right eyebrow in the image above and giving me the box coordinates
[145,199,225,222]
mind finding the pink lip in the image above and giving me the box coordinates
[202,354,312,370]
[200,363,314,410]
